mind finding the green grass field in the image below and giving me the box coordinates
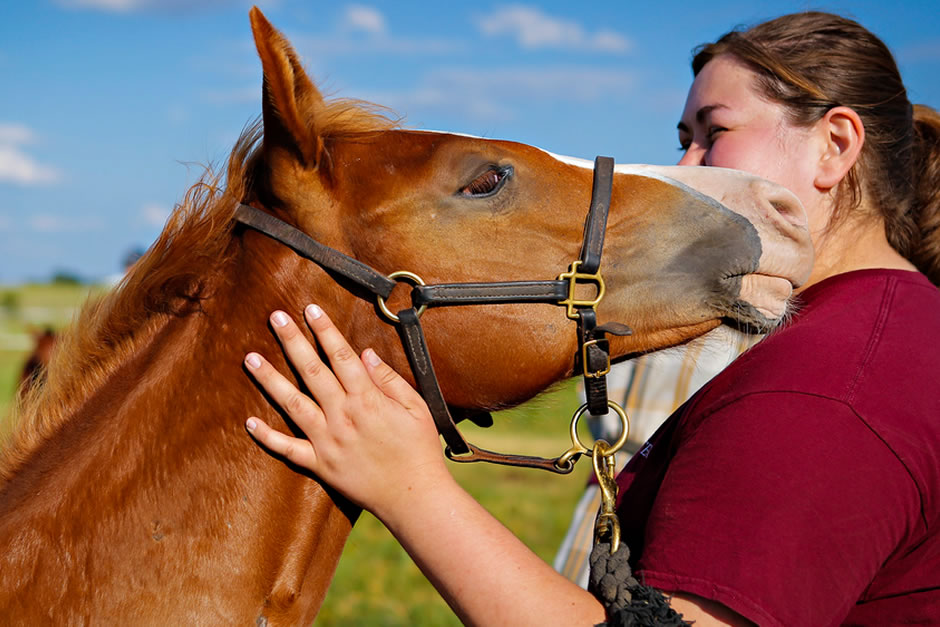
[0,283,592,625]
[0,283,102,417]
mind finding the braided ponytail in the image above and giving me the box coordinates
[910,105,940,284]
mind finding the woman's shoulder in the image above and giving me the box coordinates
[675,268,940,519]
[714,269,939,399]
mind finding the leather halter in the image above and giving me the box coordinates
[234,156,630,473]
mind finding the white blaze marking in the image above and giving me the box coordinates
[540,149,725,210]
[415,130,725,209]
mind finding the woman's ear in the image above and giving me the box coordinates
[815,106,865,190]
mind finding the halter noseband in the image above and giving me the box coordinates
[235,156,630,474]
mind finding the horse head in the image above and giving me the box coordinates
[243,8,811,410]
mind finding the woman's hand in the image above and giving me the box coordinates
[244,305,610,625]
[243,304,451,518]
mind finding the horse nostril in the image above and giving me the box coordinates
[771,199,807,228]
[754,179,807,229]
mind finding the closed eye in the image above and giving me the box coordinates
[458,165,513,198]
[706,126,727,141]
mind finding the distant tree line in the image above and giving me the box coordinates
[50,270,85,285]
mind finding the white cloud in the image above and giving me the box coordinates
[0,146,59,185]
[362,66,636,122]
[28,214,104,233]
[57,0,140,10]
[295,33,461,58]
[0,124,60,186]
[0,124,35,145]
[477,5,631,53]
[29,215,66,232]
[140,203,172,227]
[342,5,386,35]
[54,0,257,14]
[591,30,632,53]
[460,66,635,101]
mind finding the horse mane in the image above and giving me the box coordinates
[1,97,399,482]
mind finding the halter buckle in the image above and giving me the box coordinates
[557,260,606,320]
[581,338,611,378]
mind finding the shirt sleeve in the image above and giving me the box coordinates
[634,391,920,627]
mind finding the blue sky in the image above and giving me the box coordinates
[2,0,938,284]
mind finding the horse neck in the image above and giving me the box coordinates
[0,238,360,623]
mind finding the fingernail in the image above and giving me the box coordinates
[306,304,323,319]
[363,348,381,366]
[246,418,257,431]
[245,353,262,369]
[272,311,289,327]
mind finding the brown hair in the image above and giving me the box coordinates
[692,11,940,285]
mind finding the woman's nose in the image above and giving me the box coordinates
[678,146,706,166]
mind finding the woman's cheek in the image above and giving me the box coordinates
[706,142,749,172]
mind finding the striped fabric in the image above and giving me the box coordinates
[552,326,761,588]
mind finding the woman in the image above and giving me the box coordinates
[243,12,940,625]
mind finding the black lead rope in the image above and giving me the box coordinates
[590,541,691,626]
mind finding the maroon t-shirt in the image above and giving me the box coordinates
[616,269,940,626]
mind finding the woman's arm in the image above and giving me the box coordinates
[243,305,747,626]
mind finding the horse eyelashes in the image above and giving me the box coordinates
[464,170,501,195]
[460,166,512,198]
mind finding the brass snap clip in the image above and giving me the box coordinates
[593,439,622,555]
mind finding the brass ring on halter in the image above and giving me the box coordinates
[572,400,630,455]
[554,400,630,471]
[377,271,428,323]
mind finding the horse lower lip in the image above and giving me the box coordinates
[738,274,794,320]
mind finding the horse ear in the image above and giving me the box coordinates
[249,7,325,168]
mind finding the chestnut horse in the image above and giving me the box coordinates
[0,8,812,624]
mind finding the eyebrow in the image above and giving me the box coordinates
[677,104,729,133]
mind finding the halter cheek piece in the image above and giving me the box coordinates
[234,156,630,474]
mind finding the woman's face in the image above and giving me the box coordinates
[677,55,828,234]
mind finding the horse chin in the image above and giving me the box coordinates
[735,273,795,326]
[607,319,724,358]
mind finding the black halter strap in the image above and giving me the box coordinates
[234,156,629,473]
[576,157,622,416]
[231,204,398,299]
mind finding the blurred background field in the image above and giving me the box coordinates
[0,281,104,419]
[0,281,592,626]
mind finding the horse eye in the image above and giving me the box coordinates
[459,166,512,197]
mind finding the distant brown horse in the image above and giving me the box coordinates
[16,328,57,397]
[0,8,812,624]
